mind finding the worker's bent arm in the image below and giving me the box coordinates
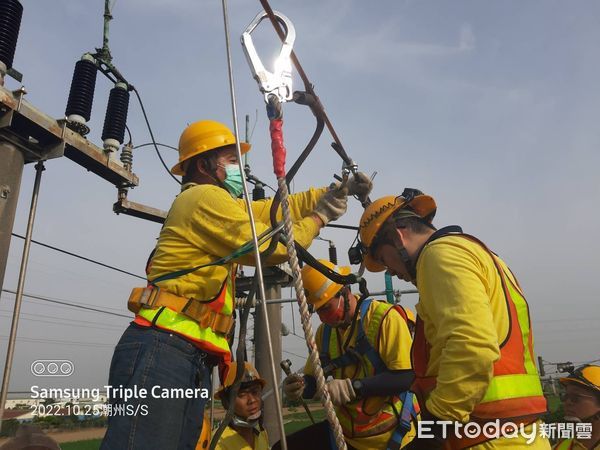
[189,185,322,266]
[416,241,500,422]
[359,369,414,397]
[248,186,328,223]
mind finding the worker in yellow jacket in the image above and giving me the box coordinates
[278,259,418,450]
[554,364,600,450]
[212,362,270,450]
[101,120,372,450]
[358,189,550,449]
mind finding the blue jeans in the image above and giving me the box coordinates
[100,323,212,450]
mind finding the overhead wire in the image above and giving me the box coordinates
[0,308,126,329]
[0,312,126,332]
[0,335,114,349]
[10,233,146,280]
[1,289,130,318]
[131,87,181,185]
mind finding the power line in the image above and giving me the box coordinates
[0,308,126,328]
[132,87,181,185]
[282,349,307,360]
[0,335,114,349]
[0,312,126,332]
[2,289,130,318]
[11,233,146,280]
[1,290,127,313]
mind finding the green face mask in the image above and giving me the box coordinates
[221,164,244,198]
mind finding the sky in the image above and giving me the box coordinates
[1,0,599,396]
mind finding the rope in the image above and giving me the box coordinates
[277,176,347,450]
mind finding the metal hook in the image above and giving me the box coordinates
[241,10,296,104]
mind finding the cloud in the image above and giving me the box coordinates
[310,21,476,72]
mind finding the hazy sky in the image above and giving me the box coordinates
[1,0,599,395]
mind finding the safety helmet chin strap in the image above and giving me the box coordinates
[231,410,262,429]
[339,288,352,328]
[397,246,416,282]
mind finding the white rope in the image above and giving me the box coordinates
[278,177,347,450]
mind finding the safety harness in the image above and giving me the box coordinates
[320,298,418,450]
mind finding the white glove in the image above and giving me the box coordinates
[283,373,305,401]
[347,172,373,202]
[313,183,349,225]
[325,378,356,406]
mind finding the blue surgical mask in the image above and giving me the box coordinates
[220,164,244,198]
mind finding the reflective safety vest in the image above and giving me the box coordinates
[136,266,235,363]
[554,439,575,450]
[320,298,419,444]
[412,228,547,427]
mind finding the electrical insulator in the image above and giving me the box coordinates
[101,82,129,155]
[0,0,23,74]
[120,142,133,171]
[328,242,337,265]
[65,54,97,135]
[252,182,265,200]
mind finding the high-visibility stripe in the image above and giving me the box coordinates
[554,439,573,450]
[137,307,230,354]
[137,268,235,360]
[481,374,544,402]
[507,279,537,376]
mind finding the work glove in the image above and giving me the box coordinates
[324,378,356,406]
[347,172,373,202]
[313,183,348,225]
[283,373,305,401]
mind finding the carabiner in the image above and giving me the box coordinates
[241,11,296,104]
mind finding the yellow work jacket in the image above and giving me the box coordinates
[413,233,549,449]
[213,425,269,450]
[140,183,325,365]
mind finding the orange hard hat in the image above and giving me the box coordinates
[172,120,250,176]
[560,364,600,393]
[359,191,436,272]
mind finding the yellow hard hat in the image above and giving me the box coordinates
[560,364,600,393]
[171,120,251,176]
[359,192,436,272]
[301,260,351,311]
[216,361,265,400]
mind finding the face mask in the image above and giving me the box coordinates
[219,164,244,198]
[318,292,349,327]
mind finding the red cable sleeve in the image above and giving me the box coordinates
[270,118,287,178]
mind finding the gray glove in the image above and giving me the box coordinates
[347,172,373,202]
[283,373,305,401]
[325,378,356,406]
[313,184,348,225]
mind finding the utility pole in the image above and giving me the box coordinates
[254,270,283,446]
[0,142,24,291]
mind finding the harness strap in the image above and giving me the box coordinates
[128,286,234,334]
[386,391,418,450]
[357,298,387,374]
